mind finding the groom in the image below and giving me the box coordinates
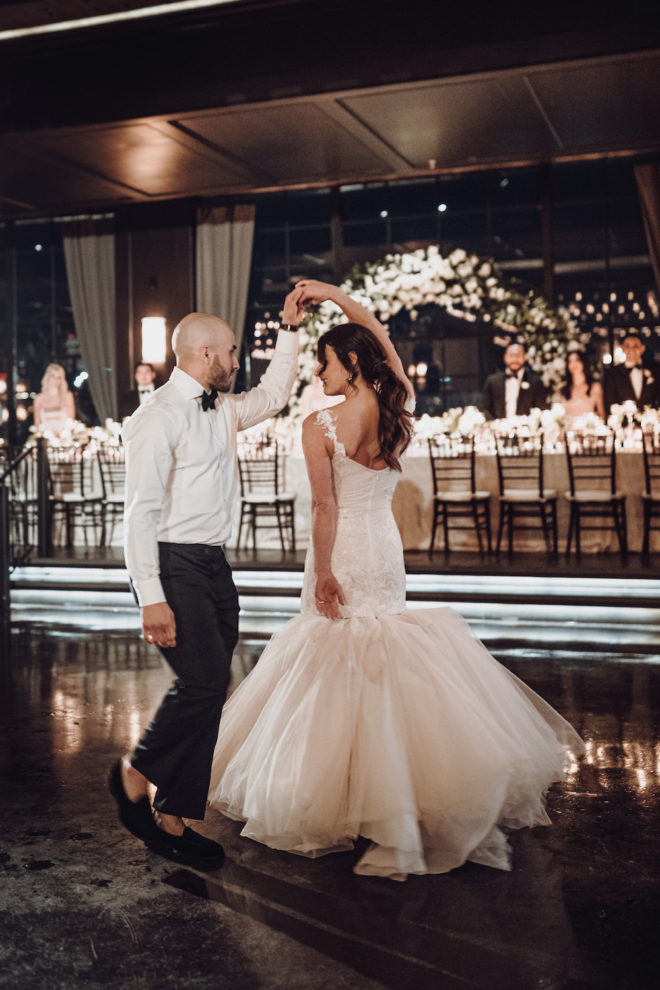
[110,292,303,863]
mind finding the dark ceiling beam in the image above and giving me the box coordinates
[2,1,660,133]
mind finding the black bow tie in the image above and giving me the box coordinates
[201,388,218,411]
[505,370,521,379]
[628,364,643,371]
[139,388,152,395]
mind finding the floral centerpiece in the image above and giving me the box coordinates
[28,418,123,448]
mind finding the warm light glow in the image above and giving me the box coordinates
[141,317,167,365]
[416,362,428,377]
[0,0,241,41]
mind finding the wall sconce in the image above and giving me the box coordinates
[141,317,167,365]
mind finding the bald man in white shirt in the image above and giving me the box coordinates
[109,289,304,863]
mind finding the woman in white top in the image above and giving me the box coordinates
[33,363,76,435]
[208,280,584,881]
[555,350,605,420]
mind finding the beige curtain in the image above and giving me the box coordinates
[195,204,256,358]
[635,164,660,297]
[62,217,117,422]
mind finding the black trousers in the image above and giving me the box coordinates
[131,543,239,820]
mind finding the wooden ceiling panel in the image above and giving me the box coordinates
[0,141,139,211]
[341,76,560,169]
[176,103,392,183]
[31,123,251,196]
[526,54,660,153]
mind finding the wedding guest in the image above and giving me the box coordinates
[415,364,444,417]
[119,361,157,419]
[603,332,660,414]
[109,292,302,865]
[480,341,547,419]
[33,363,76,436]
[554,350,605,420]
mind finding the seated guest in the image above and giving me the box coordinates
[33,362,76,436]
[554,350,605,420]
[481,341,547,419]
[119,361,157,419]
[603,332,660,414]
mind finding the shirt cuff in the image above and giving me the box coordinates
[133,577,167,608]
[275,328,299,354]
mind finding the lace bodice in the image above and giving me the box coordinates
[300,409,407,617]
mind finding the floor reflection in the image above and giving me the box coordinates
[0,623,658,989]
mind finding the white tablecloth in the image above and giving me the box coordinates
[271,450,655,554]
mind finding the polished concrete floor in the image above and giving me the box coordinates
[0,610,658,989]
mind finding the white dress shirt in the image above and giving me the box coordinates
[122,330,298,607]
[505,370,522,418]
[627,364,643,400]
[138,385,155,406]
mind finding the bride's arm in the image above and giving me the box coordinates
[296,279,415,400]
[302,414,346,621]
[592,381,605,420]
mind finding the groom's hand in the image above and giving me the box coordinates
[281,285,306,325]
[142,602,177,649]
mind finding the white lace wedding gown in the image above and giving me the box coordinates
[208,410,585,880]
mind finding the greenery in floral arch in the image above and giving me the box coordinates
[283,244,587,432]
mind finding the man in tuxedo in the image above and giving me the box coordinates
[110,291,303,864]
[118,361,157,419]
[603,332,660,415]
[481,341,547,419]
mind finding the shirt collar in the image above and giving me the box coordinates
[169,365,207,401]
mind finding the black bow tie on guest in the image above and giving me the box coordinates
[139,388,151,395]
[505,369,521,378]
[201,388,218,411]
[628,364,643,371]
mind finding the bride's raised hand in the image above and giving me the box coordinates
[295,279,339,308]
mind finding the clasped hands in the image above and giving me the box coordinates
[282,280,341,326]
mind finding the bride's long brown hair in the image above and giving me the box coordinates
[316,323,413,471]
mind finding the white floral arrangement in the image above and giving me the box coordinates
[639,407,660,435]
[28,418,123,448]
[607,401,641,432]
[279,245,585,436]
[413,405,487,441]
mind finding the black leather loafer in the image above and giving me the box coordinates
[147,826,225,865]
[108,760,163,844]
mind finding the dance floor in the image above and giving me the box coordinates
[0,553,658,988]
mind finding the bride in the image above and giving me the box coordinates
[208,280,584,881]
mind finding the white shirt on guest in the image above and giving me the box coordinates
[122,330,298,607]
[505,370,523,418]
[138,385,154,405]
[627,364,643,399]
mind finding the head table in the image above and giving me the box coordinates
[13,404,659,555]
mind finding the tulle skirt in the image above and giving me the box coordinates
[208,607,584,881]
